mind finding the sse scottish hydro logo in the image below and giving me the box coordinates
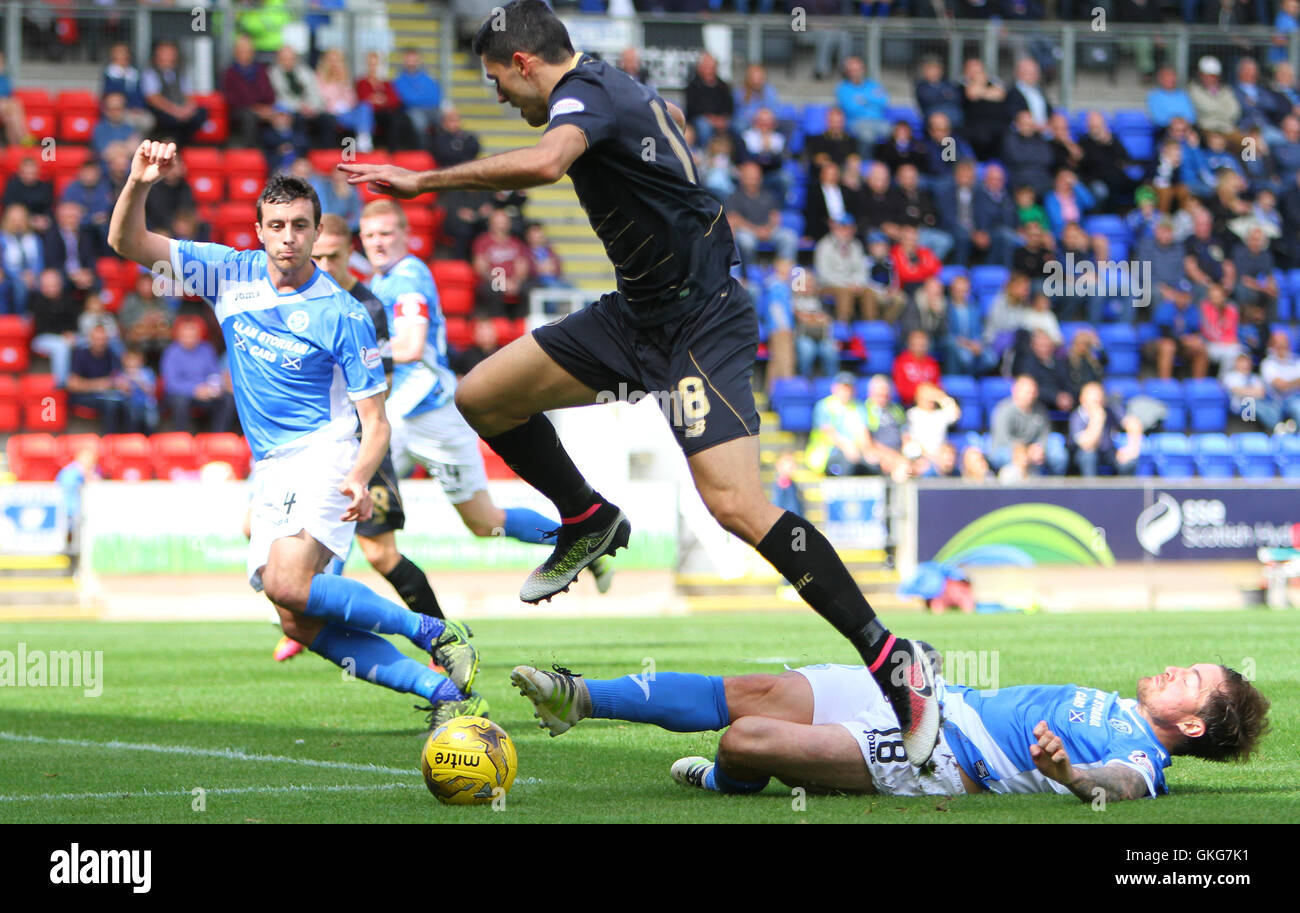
[934,504,1115,567]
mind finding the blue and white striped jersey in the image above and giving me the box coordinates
[367,253,456,418]
[168,239,387,461]
[942,682,1171,798]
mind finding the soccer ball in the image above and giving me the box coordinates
[420,716,517,806]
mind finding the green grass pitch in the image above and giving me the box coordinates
[0,610,1296,823]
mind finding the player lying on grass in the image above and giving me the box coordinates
[511,658,1269,801]
[109,140,484,727]
[339,0,941,767]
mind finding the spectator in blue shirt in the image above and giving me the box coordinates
[0,51,31,146]
[60,160,114,245]
[90,93,141,166]
[1272,0,1300,65]
[1147,66,1198,130]
[1148,288,1209,378]
[836,56,890,153]
[761,258,797,391]
[161,316,235,433]
[734,64,781,131]
[307,161,362,233]
[100,42,151,130]
[393,49,443,148]
[944,274,998,376]
[915,56,963,128]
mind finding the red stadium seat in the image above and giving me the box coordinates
[431,259,475,317]
[54,173,77,198]
[393,151,435,172]
[190,170,224,204]
[0,374,19,433]
[150,431,199,479]
[405,206,435,233]
[478,438,516,480]
[182,147,224,173]
[308,149,339,174]
[406,231,433,259]
[49,144,92,176]
[57,432,102,465]
[2,148,54,182]
[195,432,251,478]
[101,433,154,481]
[223,148,267,178]
[445,316,472,349]
[215,203,259,250]
[14,89,54,139]
[57,92,100,144]
[6,433,62,481]
[227,171,265,202]
[491,317,527,346]
[220,224,259,250]
[0,315,33,373]
[194,94,228,145]
[18,373,65,432]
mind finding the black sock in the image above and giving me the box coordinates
[755,511,892,668]
[382,555,443,619]
[482,414,598,519]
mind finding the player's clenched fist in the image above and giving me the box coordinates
[130,140,178,186]
[1029,719,1074,785]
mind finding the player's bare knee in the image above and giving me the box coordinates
[262,569,310,613]
[718,716,774,766]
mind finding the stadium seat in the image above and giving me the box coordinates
[150,432,200,480]
[445,316,473,349]
[56,91,99,143]
[1192,433,1234,478]
[393,151,435,172]
[939,265,967,286]
[970,265,1009,300]
[6,433,62,481]
[854,321,895,375]
[0,315,32,372]
[222,148,267,178]
[182,147,224,173]
[14,88,55,138]
[1184,378,1228,432]
[980,376,1013,411]
[1118,129,1155,162]
[49,144,92,178]
[1140,378,1187,431]
[1060,322,1092,349]
[491,317,527,346]
[101,434,154,481]
[58,432,102,465]
[431,260,475,317]
[801,104,830,138]
[18,373,65,432]
[190,170,224,204]
[1275,434,1300,478]
[195,432,251,478]
[1150,433,1194,477]
[777,399,816,433]
[1097,324,1139,376]
[1233,432,1276,478]
[0,374,19,433]
[811,375,835,402]
[228,171,266,202]
[1106,376,1140,405]
[193,94,229,145]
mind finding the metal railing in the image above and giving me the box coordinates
[2,3,1297,116]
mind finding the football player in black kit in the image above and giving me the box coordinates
[339,0,940,764]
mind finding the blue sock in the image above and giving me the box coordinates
[586,672,729,732]
[705,759,770,794]
[305,574,444,651]
[308,623,462,703]
[503,507,557,545]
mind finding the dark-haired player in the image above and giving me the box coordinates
[338,0,939,764]
[108,141,483,728]
[512,660,1270,800]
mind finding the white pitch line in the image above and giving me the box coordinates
[0,782,422,803]
[0,731,411,775]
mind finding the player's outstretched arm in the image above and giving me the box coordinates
[108,140,181,270]
[337,124,587,196]
[1029,720,1150,803]
[339,392,390,523]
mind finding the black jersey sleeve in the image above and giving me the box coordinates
[544,72,618,150]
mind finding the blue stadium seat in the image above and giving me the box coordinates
[1107,376,1140,404]
[1275,434,1300,477]
[1135,322,1161,347]
[949,431,984,453]
[884,105,922,134]
[1118,129,1155,162]
[812,375,835,401]
[1068,110,1090,137]
[980,376,1013,411]
[777,400,816,433]
[1185,378,1228,432]
[854,321,896,376]
[941,375,978,399]
[1098,324,1139,375]
[1060,321,1092,349]
[769,376,812,411]
[1083,214,1130,249]
[1234,432,1276,478]
[1150,433,1194,477]
[954,402,984,432]
[939,265,968,286]
[971,265,1009,300]
[1141,378,1187,431]
[1192,433,1235,478]
[1111,109,1153,132]
[801,104,830,138]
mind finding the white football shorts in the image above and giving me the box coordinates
[794,663,967,797]
[246,435,359,591]
[388,400,488,505]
